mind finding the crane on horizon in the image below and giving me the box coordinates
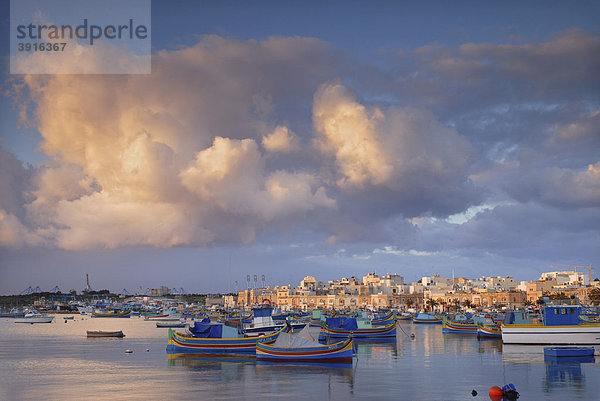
[550,263,593,285]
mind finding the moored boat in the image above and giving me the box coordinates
[0,308,25,318]
[412,313,442,324]
[91,310,131,318]
[14,310,54,323]
[477,323,502,338]
[371,311,394,326]
[242,306,306,336]
[319,317,396,340]
[87,330,125,337]
[256,331,354,363]
[166,323,286,354]
[442,318,478,333]
[502,305,600,345]
[396,312,413,321]
[157,322,186,328]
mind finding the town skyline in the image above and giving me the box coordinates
[7,265,595,297]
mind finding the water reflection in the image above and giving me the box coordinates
[544,355,595,391]
[356,340,397,360]
[477,338,502,354]
[167,353,255,368]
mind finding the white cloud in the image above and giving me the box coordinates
[262,126,300,153]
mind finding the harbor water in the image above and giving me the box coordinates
[0,316,598,400]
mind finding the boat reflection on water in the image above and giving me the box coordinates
[477,338,502,354]
[544,354,595,390]
[355,339,398,360]
[167,353,255,369]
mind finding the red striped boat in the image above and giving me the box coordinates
[166,325,285,354]
[371,311,394,326]
[256,336,354,363]
[91,310,131,318]
[319,319,396,340]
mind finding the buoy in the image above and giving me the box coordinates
[489,386,503,400]
[125,349,133,353]
[502,383,519,400]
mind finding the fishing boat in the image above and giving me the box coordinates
[156,322,186,328]
[166,324,286,354]
[579,315,600,324]
[502,305,600,345]
[477,323,502,338]
[91,310,131,318]
[0,308,25,318]
[145,307,183,321]
[371,311,394,326]
[87,330,125,338]
[77,305,96,315]
[442,318,478,333]
[412,312,442,324]
[256,329,354,363]
[242,306,306,335]
[319,317,396,340]
[14,310,54,323]
[396,312,413,321]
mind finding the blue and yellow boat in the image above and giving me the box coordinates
[442,317,477,333]
[256,333,354,363]
[166,324,285,354]
[477,323,502,338]
[371,311,394,326]
[91,310,131,318]
[319,317,396,340]
[412,313,442,324]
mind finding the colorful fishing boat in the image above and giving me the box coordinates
[256,332,354,363]
[242,306,306,335]
[319,317,396,340]
[412,313,442,324]
[396,312,413,321]
[579,315,600,324]
[91,310,131,318]
[502,306,600,345]
[371,311,394,326]
[166,324,286,354]
[0,308,25,318]
[477,323,502,338]
[442,317,478,333]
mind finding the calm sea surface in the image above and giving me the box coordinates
[0,315,598,400]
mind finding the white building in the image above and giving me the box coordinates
[540,271,587,286]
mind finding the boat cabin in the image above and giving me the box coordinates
[543,305,581,326]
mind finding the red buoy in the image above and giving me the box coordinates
[489,386,503,401]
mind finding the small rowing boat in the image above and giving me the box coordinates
[156,322,186,328]
[86,330,125,337]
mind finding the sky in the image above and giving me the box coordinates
[0,0,599,295]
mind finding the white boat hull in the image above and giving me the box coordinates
[501,324,600,345]
[15,316,54,323]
